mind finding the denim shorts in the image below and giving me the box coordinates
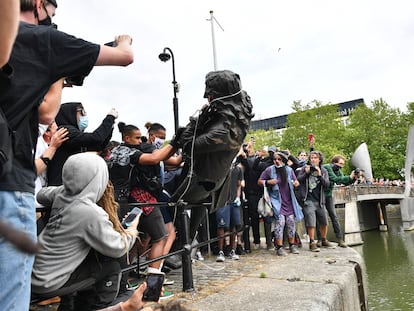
[0,191,36,311]
[216,203,241,229]
[302,199,328,227]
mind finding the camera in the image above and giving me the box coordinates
[309,165,318,172]
[354,168,364,175]
[242,143,248,154]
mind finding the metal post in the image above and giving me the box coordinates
[179,203,194,291]
[205,206,211,257]
[209,10,217,71]
[159,47,179,132]
[207,10,224,71]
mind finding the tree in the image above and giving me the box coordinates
[345,98,409,179]
[281,100,347,160]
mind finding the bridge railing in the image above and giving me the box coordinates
[332,185,406,204]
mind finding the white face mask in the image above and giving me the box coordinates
[152,137,165,149]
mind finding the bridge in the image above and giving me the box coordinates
[332,185,414,245]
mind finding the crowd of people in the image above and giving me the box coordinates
[1,1,382,311]
[1,2,255,311]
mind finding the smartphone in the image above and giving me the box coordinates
[143,273,165,302]
[121,207,142,228]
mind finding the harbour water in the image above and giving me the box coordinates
[353,218,414,310]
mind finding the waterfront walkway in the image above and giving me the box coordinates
[31,239,366,310]
[169,240,365,311]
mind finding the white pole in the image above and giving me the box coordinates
[209,10,218,70]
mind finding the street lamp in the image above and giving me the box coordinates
[159,47,179,133]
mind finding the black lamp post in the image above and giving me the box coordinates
[159,47,179,133]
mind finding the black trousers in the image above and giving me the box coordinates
[57,251,122,311]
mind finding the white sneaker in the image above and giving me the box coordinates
[229,249,240,260]
[216,251,225,262]
[253,244,260,250]
[195,250,204,261]
[163,278,174,285]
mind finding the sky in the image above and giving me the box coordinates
[54,0,414,141]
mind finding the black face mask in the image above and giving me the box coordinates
[332,164,341,172]
[36,3,53,26]
[39,15,52,26]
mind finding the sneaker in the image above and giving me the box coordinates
[321,240,336,249]
[229,249,240,260]
[163,278,174,286]
[276,247,288,256]
[266,242,273,250]
[216,250,225,262]
[160,290,174,300]
[289,244,299,254]
[195,250,204,261]
[316,240,322,248]
[309,242,320,252]
[338,240,348,248]
[235,244,244,255]
[126,278,140,291]
[253,244,260,250]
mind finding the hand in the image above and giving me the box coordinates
[234,197,241,207]
[108,108,118,119]
[293,180,300,187]
[115,34,133,46]
[49,127,69,149]
[120,282,147,311]
[169,127,186,148]
[267,179,277,186]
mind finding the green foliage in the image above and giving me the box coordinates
[282,100,347,161]
[244,129,282,152]
[346,98,410,179]
[248,98,411,179]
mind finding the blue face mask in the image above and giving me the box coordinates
[78,116,89,131]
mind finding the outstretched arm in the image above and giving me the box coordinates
[95,35,134,66]
[0,0,19,68]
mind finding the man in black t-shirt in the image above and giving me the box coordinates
[296,151,334,253]
[0,1,134,310]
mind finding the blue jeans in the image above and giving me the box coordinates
[0,191,36,311]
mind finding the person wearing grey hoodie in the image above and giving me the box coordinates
[32,153,138,310]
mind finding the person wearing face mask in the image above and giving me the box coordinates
[257,152,303,256]
[319,155,357,248]
[145,122,183,273]
[0,1,134,309]
[47,102,118,186]
[108,122,183,299]
[37,0,57,26]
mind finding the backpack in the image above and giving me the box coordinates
[0,107,13,178]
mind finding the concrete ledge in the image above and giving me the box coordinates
[185,244,366,311]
